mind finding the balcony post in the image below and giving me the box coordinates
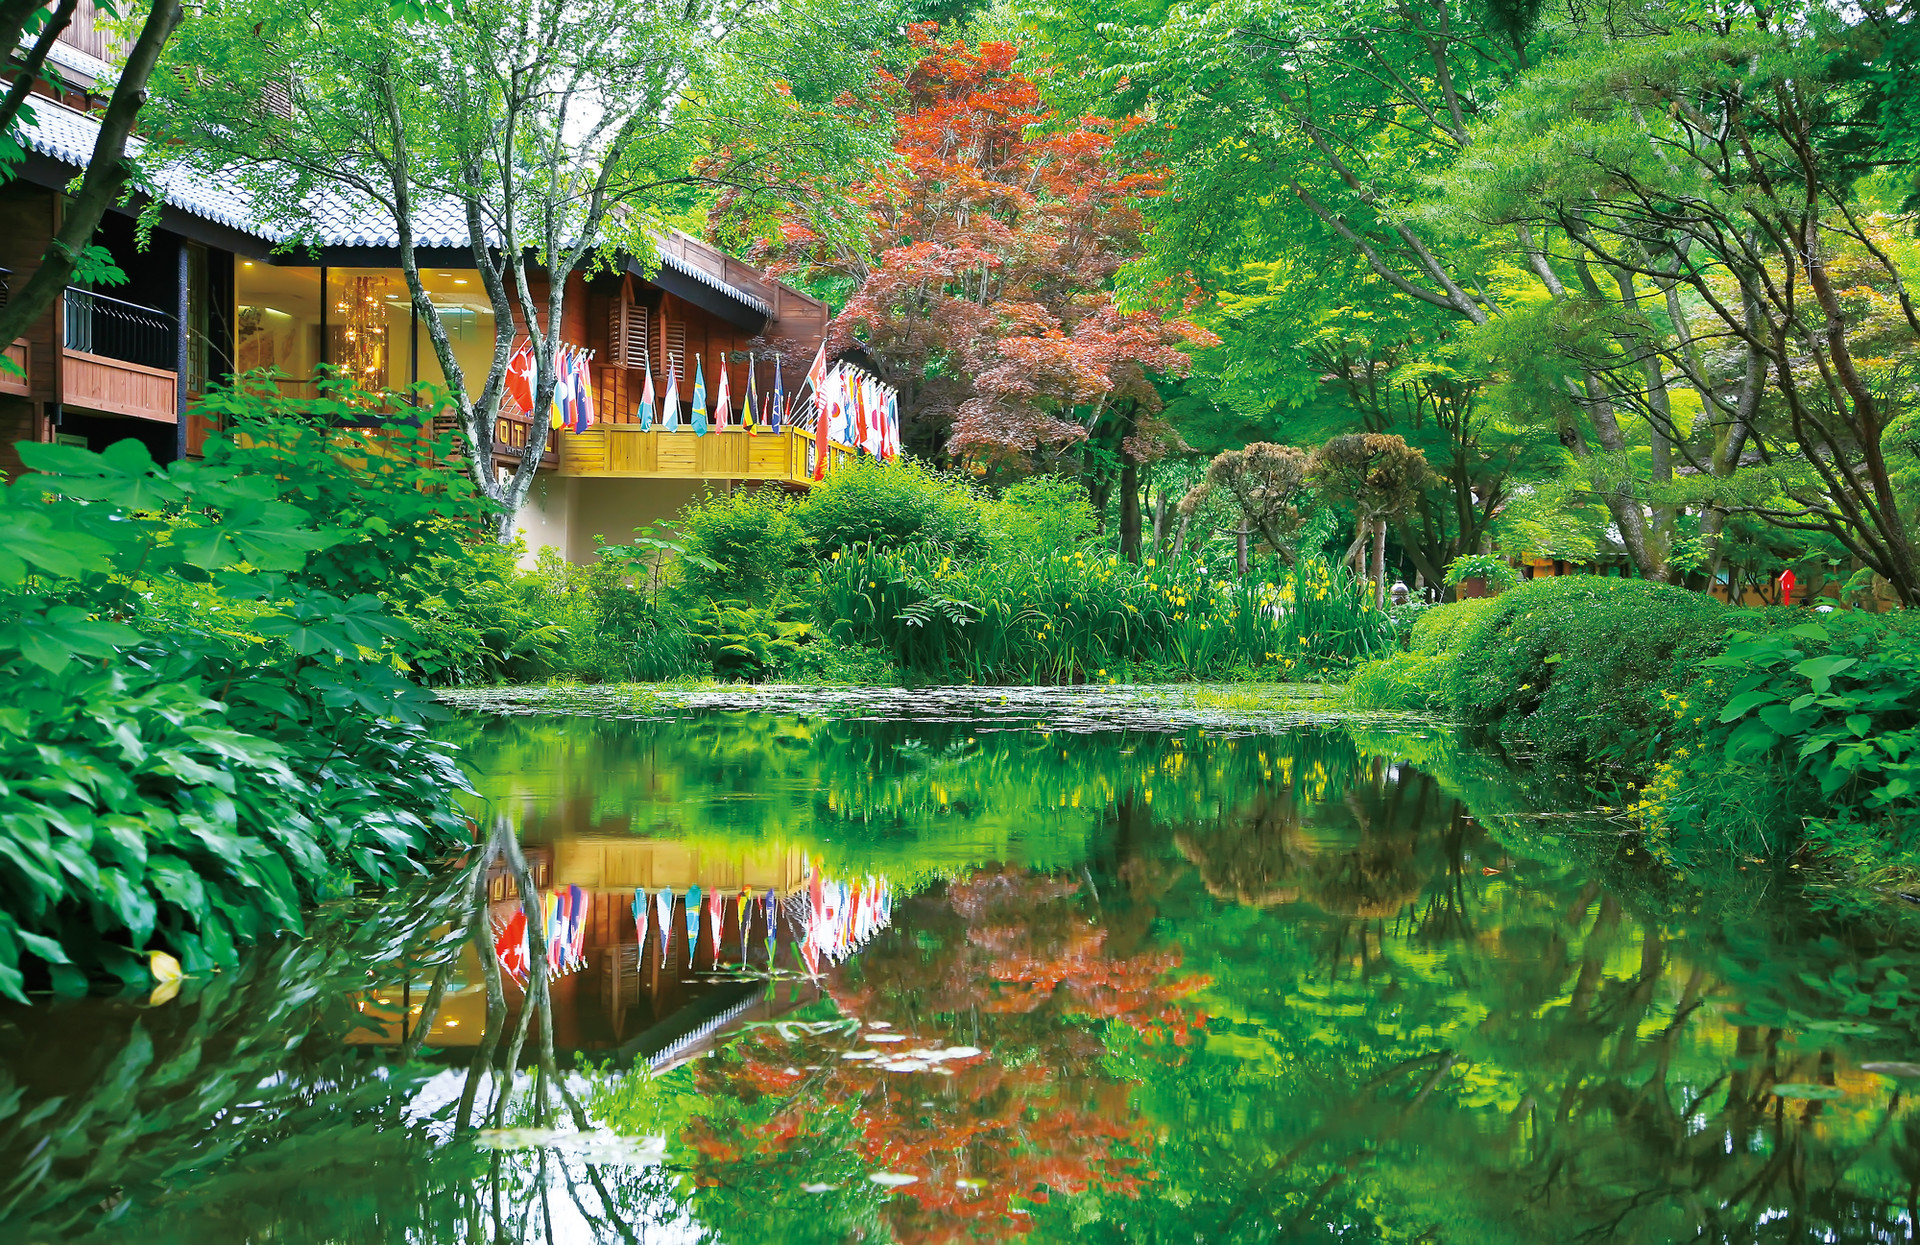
[175,238,189,462]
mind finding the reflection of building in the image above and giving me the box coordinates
[1,39,857,565]
[347,842,843,1069]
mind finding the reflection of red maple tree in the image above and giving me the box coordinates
[683,868,1205,1243]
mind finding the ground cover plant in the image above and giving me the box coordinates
[0,376,473,996]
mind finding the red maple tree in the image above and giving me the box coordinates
[743,28,1213,479]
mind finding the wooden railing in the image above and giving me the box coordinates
[556,423,856,485]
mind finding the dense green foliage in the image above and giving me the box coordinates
[816,545,1388,682]
[1346,576,1920,868]
[0,380,473,997]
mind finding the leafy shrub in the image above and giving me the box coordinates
[687,599,816,681]
[1638,613,1920,863]
[676,487,811,605]
[1343,652,1449,712]
[1407,598,1498,655]
[1442,576,1730,770]
[985,476,1099,555]
[779,637,903,685]
[387,535,565,685]
[0,395,471,996]
[518,547,699,683]
[794,458,990,557]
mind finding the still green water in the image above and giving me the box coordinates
[6,688,1920,1242]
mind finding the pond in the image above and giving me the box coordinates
[6,687,1920,1242]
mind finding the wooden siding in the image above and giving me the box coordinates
[62,350,178,422]
[1,341,26,397]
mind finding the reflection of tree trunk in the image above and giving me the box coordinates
[459,824,511,1133]
[401,960,452,1063]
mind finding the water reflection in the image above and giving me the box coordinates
[4,701,1920,1242]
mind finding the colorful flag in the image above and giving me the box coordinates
[714,356,732,429]
[853,375,869,451]
[691,355,709,435]
[573,352,596,433]
[736,890,752,962]
[505,339,536,416]
[885,390,900,460]
[743,354,759,435]
[638,367,655,430]
[770,356,785,431]
[808,346,829,480]
[660,360,681,430]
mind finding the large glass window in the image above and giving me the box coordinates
[234,261,322,393]
[411,269,500,406]
[327,267,409,392]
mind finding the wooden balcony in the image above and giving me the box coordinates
[61,287,179,422]
[555,424,856,485]
[62,349,177,421]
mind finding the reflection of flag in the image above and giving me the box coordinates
[654,888,674,970]
[638,368,655,430]
[736,890,752,962]
[706,888,724,962]
[495,909,528,981]
[763,889,778,962]
[686,884,702,968]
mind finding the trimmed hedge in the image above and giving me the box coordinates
[1440,577,1731,770]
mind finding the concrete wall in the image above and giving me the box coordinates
[512,474,719,567]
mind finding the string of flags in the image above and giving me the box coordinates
[591,866,894,980]
[504,339,599,434]
[501,337,899,462]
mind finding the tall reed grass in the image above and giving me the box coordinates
[814,544,1392,684]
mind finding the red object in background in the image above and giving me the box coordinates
[1779,569,1796,603]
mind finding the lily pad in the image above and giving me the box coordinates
[1861,1062,1920,1080]
[1770,1083,1845,1100]
[1802,1020,1881,1036]
[869,1172,919,1188]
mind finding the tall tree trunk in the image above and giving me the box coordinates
[1236,519,1249,576]
[1371,518,1388,609]
[1119,456,1142,563]
[1150,487,1167,556]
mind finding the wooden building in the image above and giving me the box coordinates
[2,35,847,563]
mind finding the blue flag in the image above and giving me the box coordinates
[770,356,784,430]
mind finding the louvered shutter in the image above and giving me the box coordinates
[608,285,649,370]
[661,316,686,378]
